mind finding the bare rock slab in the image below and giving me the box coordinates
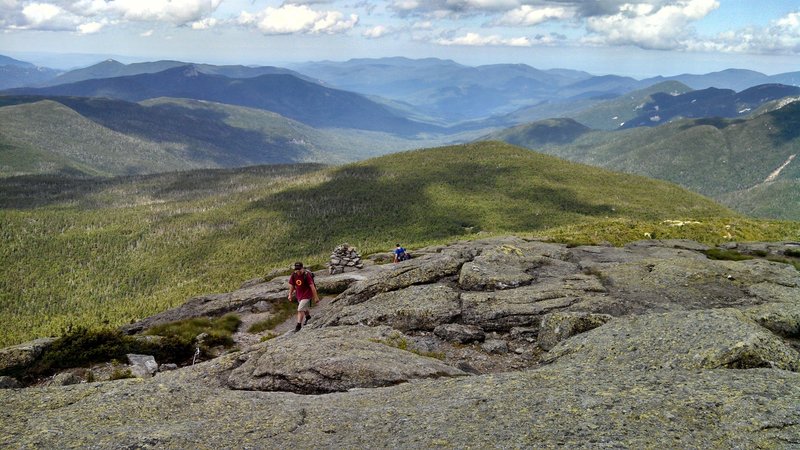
[227,326,465,394]
[544,308,800,371]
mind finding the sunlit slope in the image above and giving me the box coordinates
[4,142,792,347]
[0,96,433,177]
[0,100,207,176]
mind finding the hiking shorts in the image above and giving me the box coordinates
[297,298,312,312]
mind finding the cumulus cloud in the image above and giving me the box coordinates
[22,3,61,26]
[363,24,391,38]
[494,5,573,26]
[237,3,357,34]
[435,31,531,47]
[191,17,217,30]
[1,0,223,32]
[77,20,103,34]
[690,10,800,54]
[85,0,223,25]
[583,0,719,50]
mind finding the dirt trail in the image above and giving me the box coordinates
[233,296,336,347]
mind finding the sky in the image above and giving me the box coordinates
[1,0,799,78]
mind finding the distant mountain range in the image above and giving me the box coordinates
[486,100,800,220]
[4,65,442,136]
[0,55,62,90]
[291,58,800,123]
[40,59,312,86]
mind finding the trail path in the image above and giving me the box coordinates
[232,295,337,347]
[273,295,336,334]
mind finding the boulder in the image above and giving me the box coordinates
[458,240,570,291]
[538,311,613,351]
[121,279,288,334]
[127,354,159,378]
[226,326,465,394]
[481,339,509,354]
[51,371,82,386]
[433,324,485,344]
[0,337,55,375]
[333,252,466,306]
[315,284,461,331]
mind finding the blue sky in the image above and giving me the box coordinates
[1,1,799,77]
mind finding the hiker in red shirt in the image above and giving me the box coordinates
[288,262,319,332]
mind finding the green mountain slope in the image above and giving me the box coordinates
[490,102,800,220]
[4,141,795,347]
[0,100,208,176]
[0,96,443,177]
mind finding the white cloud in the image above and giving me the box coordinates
[690,10,800,55]
[76,20,103,34]
[776,11,800,29]
[584,0,719,50]
[237,4,357,35]
[22,2,62,26]
[495,5,573,26]
[435,31,531,47]
[140,29,154,36]
[363,24,391,38]
[191,17,216,30]
[2,0,223,32]
[93,0,223,25]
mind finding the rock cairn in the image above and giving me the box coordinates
[329,244,363,274]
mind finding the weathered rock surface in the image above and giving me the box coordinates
[543,308,800,371]
[2,236,800,448]
[538,311,613,351]
[0,337,55,375]
[225,326,465,394]
[315,284,462,331]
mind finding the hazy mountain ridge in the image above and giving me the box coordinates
[3,65,443,136]
[40,59,312,86]
[0,55,62,89]
[621,83,800,129]
[290,58,800,123]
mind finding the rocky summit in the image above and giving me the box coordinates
[2,236,799,448]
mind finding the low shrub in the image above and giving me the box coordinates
[25,326,193,380]
[109,368,134,380]
[703,248,754,262]
[785,248,800,258]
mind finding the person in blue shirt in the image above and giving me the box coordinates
[393,244,410,263]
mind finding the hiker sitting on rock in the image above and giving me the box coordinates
[393,244,411,263]
[288,262,319,332]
